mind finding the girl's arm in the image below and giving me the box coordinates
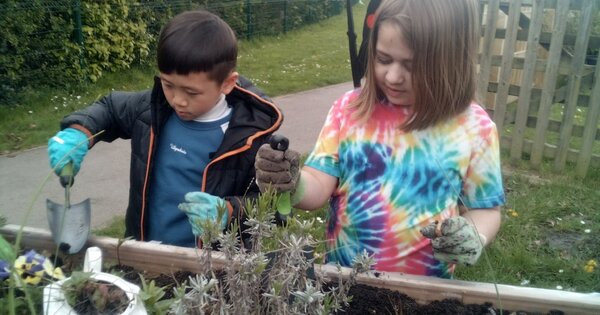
[460,207,501,246]
[294,166,337,210]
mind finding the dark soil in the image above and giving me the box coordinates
[108,265,565,315]
[338,283,565,315]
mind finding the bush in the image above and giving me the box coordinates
[80,1,151,82]
[0,0,81,104]
[0,0,351,106]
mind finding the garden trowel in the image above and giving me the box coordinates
[269,134,292,226]
[46,162,91,254]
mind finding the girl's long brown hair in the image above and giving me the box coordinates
[349,0,480,131]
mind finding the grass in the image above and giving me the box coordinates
[5,0,600,296]
[453,158,600,293]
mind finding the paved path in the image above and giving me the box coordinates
[0,82,353,230]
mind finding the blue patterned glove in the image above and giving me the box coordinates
[178,192,229,237]
[48,128,89,176]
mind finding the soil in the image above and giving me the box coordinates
[64,278,130,315]
[108,264,566,315]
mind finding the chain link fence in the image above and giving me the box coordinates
[0,0,349,104]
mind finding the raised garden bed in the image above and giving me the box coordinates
[2,224,599,314]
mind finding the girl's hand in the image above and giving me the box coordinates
[421,217,485,266]
[254,143,300,193]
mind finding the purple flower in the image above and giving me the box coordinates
[0,260,10,281]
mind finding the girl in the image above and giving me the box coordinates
[256,0,505,278]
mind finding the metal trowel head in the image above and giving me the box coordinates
[46,198,91,254]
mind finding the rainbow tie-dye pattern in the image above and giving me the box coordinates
[305,90,505,278]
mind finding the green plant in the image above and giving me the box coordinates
[116,236,133,266]
[169,188,374,314]
[138,274,174,315]
[0,0,81,103]
[81,1,151,82]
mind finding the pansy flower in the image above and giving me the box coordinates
[13,249,64,285]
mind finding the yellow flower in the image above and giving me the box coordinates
[13,250,64,285]
[507,209,518,217]
[584,265,595,273]
[584,259,597,273]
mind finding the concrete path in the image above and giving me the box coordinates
[0,82,354,230]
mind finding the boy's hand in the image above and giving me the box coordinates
[48,128,89,176]
[421,216,484,266]
[178,192,228,237]
[255,143,300,193]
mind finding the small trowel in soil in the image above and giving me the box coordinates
[46,162,91,254]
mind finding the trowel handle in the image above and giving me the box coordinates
[268,134,291,225]
[59,162,75,188]
[269,134,289,151]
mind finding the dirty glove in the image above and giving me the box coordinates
[178,192,229,237]
[48,128,89,176]
[420,216,485,266]
[255,143,301,193]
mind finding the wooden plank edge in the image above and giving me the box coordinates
[3,224,599,314]
[0,224,229,274]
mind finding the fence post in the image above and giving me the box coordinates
[73,0,85,71]
[246,0,252,39]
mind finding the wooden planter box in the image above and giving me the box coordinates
[2,224,599,314]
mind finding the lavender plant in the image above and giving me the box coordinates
[168,188,374,315]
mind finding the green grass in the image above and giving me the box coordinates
[454,158,600,293]
[0,66,157,153]
[92,216,127,239]
[0,4,365,154]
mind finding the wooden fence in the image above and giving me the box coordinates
[477,0,600,177]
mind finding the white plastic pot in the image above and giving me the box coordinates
[43,246,147,315]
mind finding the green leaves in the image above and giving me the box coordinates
[0,0,152,103]
[139,275,174,315]
[0,235,16,262]
[82,1,151,83]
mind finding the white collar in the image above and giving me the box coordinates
[193,94,231,122]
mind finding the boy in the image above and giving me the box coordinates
[47,10,282,247]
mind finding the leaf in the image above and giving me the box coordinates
[0,235,16,261]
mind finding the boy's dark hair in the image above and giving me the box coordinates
[157,10,237,84]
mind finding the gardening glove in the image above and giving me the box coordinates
[48,128,89,176]
[255,143,301,194]
[420,216,484,266]
[178,192,229,237]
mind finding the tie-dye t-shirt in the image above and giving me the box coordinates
[305,90,505,278]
